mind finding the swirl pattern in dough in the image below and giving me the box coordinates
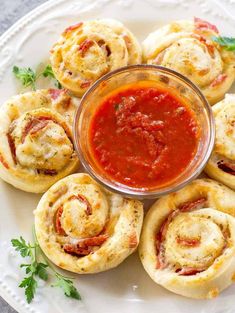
[34,173,143,274]
[142,19,235,104]
[139,179,235,299]
[205,94,235,190]
[0,89,79,193]
[50,19,142,96]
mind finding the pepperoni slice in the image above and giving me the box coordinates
[63,234,108,256]
[78,39,94,57]
[55,206,66,236]
[63,245,91,256]
[176,237,201,247]
[129,233,138,248]
[180,197,207,212]
[178,267,204,276]
[80,80,92,89]
[63,22,83,35]
[30,120,49,135]
[211,74,227,87]
[78,234,109,247]
[194,17,219,34]
[155,198,206,270]
[7,133,17,164]
[218,161,235,175]
[0,153,9,169]
[49,89,65,100]
[191,34,215,57]
[22,118,50,143]
[69,194,92,215]
[37,169,57,176]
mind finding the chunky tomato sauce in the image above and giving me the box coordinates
[89,83,199,189]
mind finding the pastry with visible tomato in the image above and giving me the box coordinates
[50,19,142,96]
[0,89,79,193]
[35,173,143,273]
[205,94,235,189]
[139,179,235,299]
[142,18,235,104]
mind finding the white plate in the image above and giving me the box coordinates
[0,0,235,313]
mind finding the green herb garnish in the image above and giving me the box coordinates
[12,66,37,90]
[53,273,81,300]
[42,64,62,89]
[42,64,55,79]
[212,36,235,51]
[12,237,48,303]
[11,234,81,304]
[13,64,62,90]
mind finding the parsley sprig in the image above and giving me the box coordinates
[53,273,81,300]
[12,64,62,90]
[12,66,37,90]
[212,36,235,51]
[11,235,81,304]
[42,65,62,89]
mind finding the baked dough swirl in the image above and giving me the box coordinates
[0,89,79,193]
[35,173,143,273]
[50,19,142,96]
[139,179,235,299]
[142,19,235,104]
[205,94,235,190]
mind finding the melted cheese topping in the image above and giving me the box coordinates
[0,90,79,193]
[165,210,225,269]
[13,112,73,171]
[139,179,235,299]
[214,94,235,160]
[35,173,143,274]
[205,94,235,190]
[142,20,235,104]
[61,183,108,239]
[50,19,142,96]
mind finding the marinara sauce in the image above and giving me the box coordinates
[89,83,199,189]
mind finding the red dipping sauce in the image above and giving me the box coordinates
[89,83,200,189]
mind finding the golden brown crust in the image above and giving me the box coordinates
[50,19,142,97]
[0,89,79,193]
[205,94,235,190]
[35,173,143,274]
[139,179,235,299]
[142,20,235,105]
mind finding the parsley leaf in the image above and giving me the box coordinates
[212,36,235,51]
[12,64,62,90]
[55,80,62,89]
[12,66,37,90]
[11,237,31,258]
[42,64,62,89]
[11,237,48,303]
[53,274,81,300]
[19,276,37,304]
[36,263,49,281]
[12,234,81,304]
[42,64,55,78]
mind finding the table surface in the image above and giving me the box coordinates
[0,2,47,313]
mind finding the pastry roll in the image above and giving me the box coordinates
[205,94,235,190]
[50,19,142,96]
[34,173,143,273]
[142,18,235,104]
[139,179,235,299]
[0,89,79,193]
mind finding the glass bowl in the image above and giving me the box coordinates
[73,65,215,199]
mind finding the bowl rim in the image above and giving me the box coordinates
[73,64,215,199]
